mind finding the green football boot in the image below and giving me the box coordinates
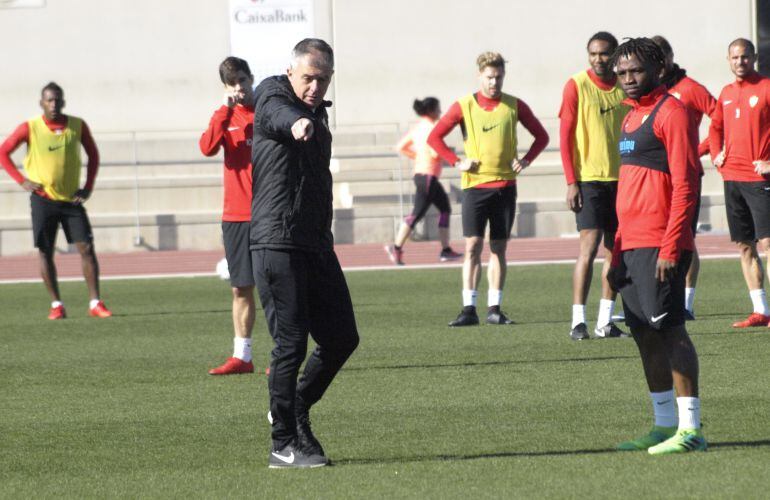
[617,425,677,451]
[648,428,707,455]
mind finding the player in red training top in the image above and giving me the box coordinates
[709,38,770,328]
[199,57,262,375]
[0,82,112,320]
[608,38,706,455]
[652,35,718,321]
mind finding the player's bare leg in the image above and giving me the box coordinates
[76,241,100,301]
[233,285,255,340]
[573,228,602,305]
[39,248,61,302]
[732,240,770,327]
[449,236,483,326]
[76,241,111,318]
[486,238,512,324]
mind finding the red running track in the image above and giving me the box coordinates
[0,233,738,282]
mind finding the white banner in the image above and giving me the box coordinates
[229,0,315,84]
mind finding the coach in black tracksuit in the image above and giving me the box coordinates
[250,39,359,469]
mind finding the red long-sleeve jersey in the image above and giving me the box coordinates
[612,87,699,265]
[427,92,549,187]
[558,69,617,185]
[668,75,717,160]
[0,116,99,193]
[709,72,770,182]
[199,104,254,222]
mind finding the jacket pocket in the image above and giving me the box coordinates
[282,175,305,239]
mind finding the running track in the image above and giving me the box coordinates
[0,233,739,283]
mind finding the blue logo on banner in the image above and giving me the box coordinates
[619,139,635,155]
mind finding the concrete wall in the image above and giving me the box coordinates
[0,0,753,134]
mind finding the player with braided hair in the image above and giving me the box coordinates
[651,35,717,321]
[608,37,706,455]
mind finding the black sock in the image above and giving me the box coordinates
[462,305,476,315]
[488,305,500,314]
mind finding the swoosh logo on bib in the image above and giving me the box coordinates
[482,123,500,132]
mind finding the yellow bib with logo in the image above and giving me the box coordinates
[23,115,83,201]
[571,71,628,181]
[459,93,518,189]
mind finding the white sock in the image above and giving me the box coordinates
[52,300,63,308]
[677,396,701,430]
[650,390,677,427]
[89,299,100,309]
[749,289,769,315]
[487,289,502,307]
[596,299,614,328]
[462,289,477,307]
[571,304,586,328]
[684,287,696,313]
[233,337,252,362]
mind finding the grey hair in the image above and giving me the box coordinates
[290,38,334,69]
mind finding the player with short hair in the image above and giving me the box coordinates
[251,38,359,468]
[709,38,770,328]
[652,35,718,321]
[609,38,706,455]
[199,56,261,375]
[0,82,111,319]
[560,31,629,340]
[428,51,549,327]
[385,97,462,265]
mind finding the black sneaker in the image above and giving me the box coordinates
[570,322,590,341]
[295,400,325,457]
[448,306,479,327]
[594,322,630,338]
[684,310,696,321]
[486,306,514,325]
[268,442,328,469]
[439,247,463,262]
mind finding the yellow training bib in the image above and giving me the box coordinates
[23,115,83,201]
[459,93,518,189]
[571,71,628,181]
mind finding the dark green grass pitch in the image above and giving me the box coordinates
[1,259,769,498]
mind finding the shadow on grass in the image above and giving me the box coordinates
[344,355,638,372]
[335,439,770,465]
[109,309,231,318]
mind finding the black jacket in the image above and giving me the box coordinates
[249,75,334,252]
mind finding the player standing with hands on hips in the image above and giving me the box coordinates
[608,38,706,454]
[0,82,112,320]
[709,38,770,329]
[428,52,549,327]
[250,39,359,468]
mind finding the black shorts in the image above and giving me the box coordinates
[617,248,692,331]
[575,181,618,232]
[724,180,770,242]
[222,221,255,288]
[461,184,517,239]
[406,174,451,228]
[30,193,93,251]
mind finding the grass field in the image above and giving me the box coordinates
[2,258,769,499]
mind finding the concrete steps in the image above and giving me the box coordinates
[0,127,729,256]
